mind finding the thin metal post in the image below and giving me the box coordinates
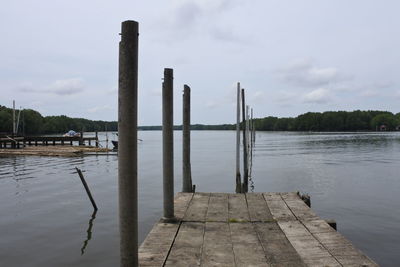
[182,84,193,192]
[241,89,248,193]
[235,82,242,193]
[118,20,139,267]
[163,68,175,220]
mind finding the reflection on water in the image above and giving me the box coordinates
[81,210,97,255]
[0,131,399,266]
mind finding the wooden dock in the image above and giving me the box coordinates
[0,136,98,148]
[139,192,377,267]
[0,145,110,156]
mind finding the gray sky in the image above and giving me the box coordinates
[1,0,399,125]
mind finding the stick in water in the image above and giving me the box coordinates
[75,167,98,211]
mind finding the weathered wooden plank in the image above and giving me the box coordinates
[314,232,378,266]
[302,219,337,235]
[206,193,229,222]
[229,223,269,266]
[174,192,194,220]
[228,194,250,222]
[139,222,180,266]
[201,222,235,266]
[254,222,305,266]
[183,193,210,222]
[263,193,296,221]
[279,221,341,267]
[140,192,377,267]
[283,198,319,221]
[280,192,300,201]
[246,193,274,222]
[263,192,282,202]
[164,222,204,267]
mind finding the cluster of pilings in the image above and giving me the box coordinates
[118,20,194,266]
[235,83,256,193]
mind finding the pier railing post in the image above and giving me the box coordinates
[241,89,248,193]
[182,84,193,192]
[163,68,175,220]
[235,82,242,193]
[118,20,139,267]
[95,131,99,147]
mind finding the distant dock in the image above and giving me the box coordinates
[0,133,112,156]
[0,135,99,149]
[139,192,377,266]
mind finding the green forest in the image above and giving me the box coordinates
[0,105,117,135]
[1,105,399,135]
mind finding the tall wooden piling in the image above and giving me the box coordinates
[12,100,16,135]
[118,20,139,267]
[235,82,242,193]
[95,132,99,147]
[241,89,248,192]
[182,84,193,192]
[163,68,175,220]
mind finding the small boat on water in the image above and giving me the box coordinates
[63,130,80,137]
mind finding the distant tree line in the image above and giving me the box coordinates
[0,105,117,135]
[1,105,399,135]
[252,110,400,131]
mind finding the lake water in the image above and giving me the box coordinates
[0,131,399,266]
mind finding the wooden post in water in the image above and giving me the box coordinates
[162,68,175,221]
[241,89,248,193]
[118,20,139,267]
[246,105,250,156]
[79,131,84,146]
[182,84,193,192]
[250,108,254,148]
[75,167,98,211]
[235,82,242,193]
[95,132,99,147]
[12,100,16,135]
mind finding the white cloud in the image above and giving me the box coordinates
[277,59,352,87]
[276,91,298,103]
[17,78,85,96]
[360,89,379,97]
[46,78,84,95]
[205,100,218,108]
[303,88,332,104]
[87,105,113,113]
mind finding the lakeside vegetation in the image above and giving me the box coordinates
[1,105,399,134]
[0,105,117,135]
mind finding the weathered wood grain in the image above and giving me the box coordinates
[254,222,306,266]
[174,192,194,220]
[139,222,180,266]
[230,223,269,266]
[228,194,250,222]
[246,193,274,222]
[279,221,341,267]
[283,196,319,221]
[184,193,210,222]
[206,193,229,222]
[164,222,204,267]
[263,193,296,221]
[201,222,235,266]
[139,193,378,267]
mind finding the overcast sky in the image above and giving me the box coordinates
[1,0,399,125]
